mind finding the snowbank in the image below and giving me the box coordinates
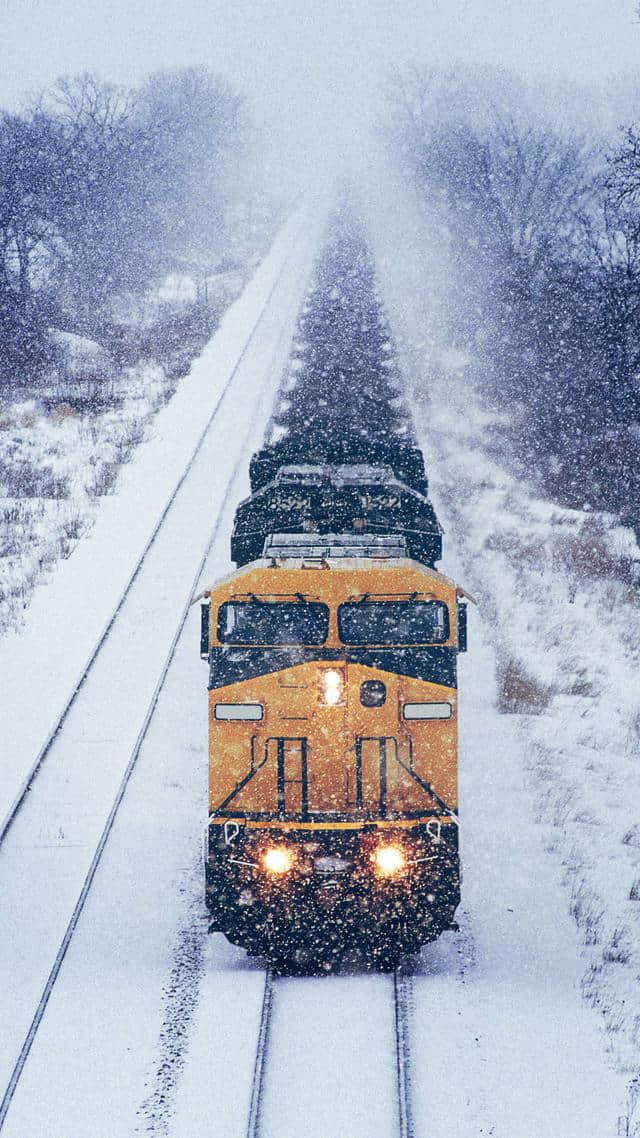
[367,175,640,1127]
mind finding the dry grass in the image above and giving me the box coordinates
[570,882,605,947]
[622,825,640,848]
[86,461,119,498]
[568,675,595,697]
[41,374,125,415]
[483,530,546,571]
[113,421,145,464]
[0,460,70,499]
[496,656,553,714]
[603,928,632,966]
[553,516,639,588]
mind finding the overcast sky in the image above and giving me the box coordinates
[1,0,639,145]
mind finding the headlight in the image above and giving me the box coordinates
[319,668,345,707]
[262,847,295,874]
[371,845,406,876]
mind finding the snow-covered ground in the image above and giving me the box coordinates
[369,177,640,1134]
[0,362,171,635]
[0,253,265,644]
[1,187,638,1138]
[0,209,319,838]
[0,207,322,1136]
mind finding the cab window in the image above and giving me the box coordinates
[217,601,329,645]
[337,600,449,645]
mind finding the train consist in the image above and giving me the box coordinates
[199,206,468,970]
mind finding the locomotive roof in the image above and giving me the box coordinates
[198,553,462,600]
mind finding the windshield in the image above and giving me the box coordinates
[217,601,329,645]
[338,600,449,645]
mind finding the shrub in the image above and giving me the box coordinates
[496,657,552,714]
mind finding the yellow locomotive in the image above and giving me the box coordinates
[200,529,468,969]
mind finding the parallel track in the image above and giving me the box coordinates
[0,225,306,849]
[0,227,315,1132]
[0,445,246,1128]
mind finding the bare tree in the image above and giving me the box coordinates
[137,67,248,273]
[0,65,254,379]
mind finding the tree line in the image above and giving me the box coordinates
[0,68,253,383]
[385,67,640,525]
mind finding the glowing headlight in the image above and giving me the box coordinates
[320,668,345,707]
[262,847,295,875]
[372,845,406,876]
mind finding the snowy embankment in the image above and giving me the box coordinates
[369,180,640,1130]
[0,359,171,632]
[0,206,321,1138]
[0,209,311,838]
[427,368,640,1069]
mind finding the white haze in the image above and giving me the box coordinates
[1,0,640,186]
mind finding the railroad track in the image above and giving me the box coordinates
[0,217,310,850]
[246,969,276,1138]
[0,219,320,1132]
[245,966,415,1138]
[393,968,415,1138]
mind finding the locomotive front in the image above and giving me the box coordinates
[201,556,466,970]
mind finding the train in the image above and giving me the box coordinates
[199,206,469,971]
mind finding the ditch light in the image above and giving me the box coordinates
[371,845,407,876]
[262,847,295,875]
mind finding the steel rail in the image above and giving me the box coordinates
[243,965,415,1138]
[245,970,275,1138]
[0,218,308,848]
[393,968,415,1138]
[0,231,314,1132]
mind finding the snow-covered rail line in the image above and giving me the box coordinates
[0,221,307,850]
[245,969,275,1138]
[0,472,233,1129]
[0,217,321,1134]
[393,969,415,1138]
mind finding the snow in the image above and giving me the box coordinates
[422,340,640,1113]
[410,617,626,1137]
[47,329,111,370]
[0,211,320,1133]
[1,182,637,1138]
[0,365,175,631]
[367,174,637,1133]
[257,976,398,1138]
[0,207,318,840]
